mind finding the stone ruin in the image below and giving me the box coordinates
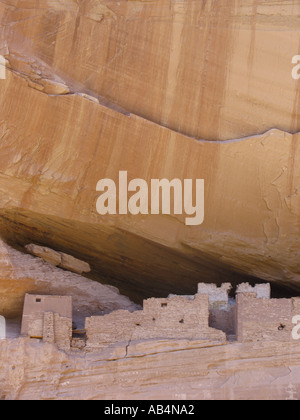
[21,294,72,351]
[19,283,300,352]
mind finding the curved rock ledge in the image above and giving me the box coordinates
[0,68,299,300]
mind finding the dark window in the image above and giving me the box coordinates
[161,303,167,308]
[36,298,41,303]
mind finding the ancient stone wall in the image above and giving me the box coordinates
[209,304,236,337]
[133,295,225,341]
[85,295,226,352]
[21,294,72,335]
[52,313,72,351]
[197,283,234,335]
[19,285,300,352]
[197,283,232,304]
[236,283,271,299]
[236,293,300,342]
[21,294,72,351]
[85,310,142,351]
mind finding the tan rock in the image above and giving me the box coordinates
[76,93,99,104]
[0,1,298,300]
[0,0,299,402]
[27,79,44,92]
[25,244,61,266]
[39,79,70,95]
[1,337,300,400]
[80,0,116,22]
[25,244,91,274]
[0,0,299,140]
[59,252,91,275]
[0,68,298,299]
[27,79,70,95]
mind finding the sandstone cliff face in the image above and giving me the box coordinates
[0,65,299,299]
[0,0,299,141]
[0,239,139,325]
[0,0,299,401]
[0,1,298,300]
[1,338,300,400]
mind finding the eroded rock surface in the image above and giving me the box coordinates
[1,338,300,400]
[25,244,91,274]
[0,0,299,140]
[0,0,299,401]
[0,65,299,299]
[0,239,139,326]
[0,1,298,299]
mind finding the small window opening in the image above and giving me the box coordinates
[161,303,167,308]
[36,298,41,303]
